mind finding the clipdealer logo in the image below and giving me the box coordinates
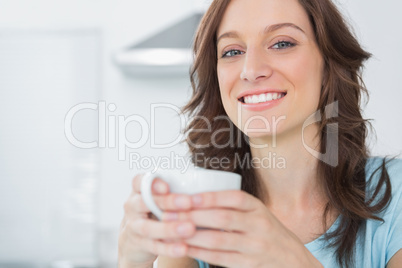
[302,101,339,167]
[64,101,339,168]
[64,101,186,160]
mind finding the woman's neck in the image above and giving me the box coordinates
[249,124,327,213]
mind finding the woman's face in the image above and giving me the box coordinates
[216,0,324,141]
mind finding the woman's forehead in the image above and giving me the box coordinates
[217,0,313,37]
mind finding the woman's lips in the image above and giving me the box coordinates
[238,92,287,111]
[237,88,287,100]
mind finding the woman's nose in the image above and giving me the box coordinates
[240,50,273,82]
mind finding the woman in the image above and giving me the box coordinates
[118,0,402,267]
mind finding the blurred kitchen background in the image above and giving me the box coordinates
[0,0,401,267]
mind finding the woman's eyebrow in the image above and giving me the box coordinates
[264,22,306,35]
[217,22,306,45]
[217,31,240,45]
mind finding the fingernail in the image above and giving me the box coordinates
[172,244,186,256]
[176,222,193,236]
[174,196,190,208]
[162,212,178,221]
[192,194,202,206]
[154,182,167,194]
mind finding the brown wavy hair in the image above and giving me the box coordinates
[181,0,392,267]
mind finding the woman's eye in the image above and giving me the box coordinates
[271,41,296,50]
[222,49,244,58]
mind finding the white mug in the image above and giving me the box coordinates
[141,167,242,219]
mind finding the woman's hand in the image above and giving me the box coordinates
[118,174,197,268]
[162,190,323,268]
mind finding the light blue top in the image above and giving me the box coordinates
[197,157,402,268]
[196,260,209,268]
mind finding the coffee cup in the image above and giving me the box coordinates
[141,167,242,219]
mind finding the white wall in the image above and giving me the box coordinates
[0,0,195,265]
[0,30,102,265]
[335,0,402,156]
[0,0,401,266]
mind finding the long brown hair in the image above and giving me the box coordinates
[182,0,392,267]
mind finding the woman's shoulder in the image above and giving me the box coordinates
[365,156,402,192]
[364,156,402,220]
[363,156,402,265]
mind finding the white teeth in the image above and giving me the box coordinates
[266,93,273,101]
[243,92,285,104]
[252,95,259,103]
[258,94,266,102]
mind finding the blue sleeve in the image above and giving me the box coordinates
[196,259,209,268]
[385,158,402,264]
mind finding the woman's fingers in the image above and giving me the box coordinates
[184,229,247,252]
[191,190,259,211]
[125,192,193,215]
[132,174,169,194]
[186,246,245,268]
[128,217,196,240]
[163,209,249,232]
[119,174,194,267]
[161,190,264,232]
[126,174,193,216]
[137,236,188,258]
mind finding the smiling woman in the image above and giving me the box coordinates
[117,0,402,267]
[216,0,324,139]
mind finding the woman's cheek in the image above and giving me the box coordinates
[218,65,239,105]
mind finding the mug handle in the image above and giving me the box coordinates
[140,172,163,220]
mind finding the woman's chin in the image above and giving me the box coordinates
[241,124,285,140]
[243,131,283,148]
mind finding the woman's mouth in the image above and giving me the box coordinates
[239,92,287,104]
